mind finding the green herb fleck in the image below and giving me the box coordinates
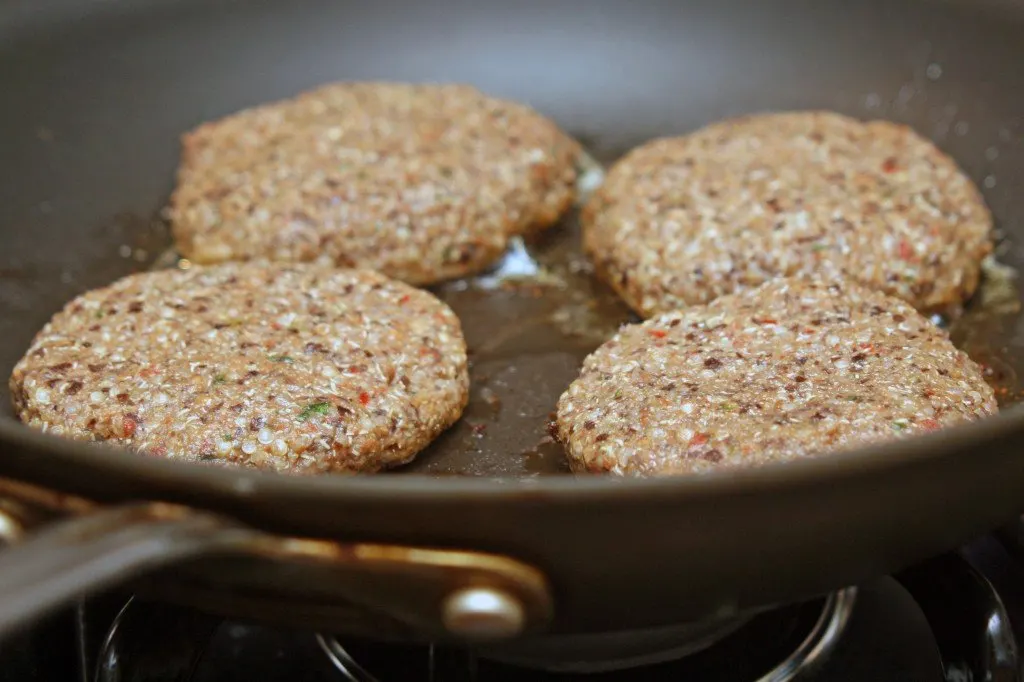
[222,432,233,442]
[891,419,909,432]
[811,243,828,252]
[721,402,737,411]
[298,401,332,421]
[613,390,623,400]
[212,374,227,385]
[845,395,860,402]
[442,245,461,263]
[269,355,294,363]
[95,309,105,319]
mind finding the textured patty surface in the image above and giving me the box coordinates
[556,277,997,476]
[170,81,580,285]
[10,263,469,474]
[583,111,993,317]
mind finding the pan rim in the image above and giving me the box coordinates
[0,400,1020,505]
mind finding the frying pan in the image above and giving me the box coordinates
[1,0,1024,670]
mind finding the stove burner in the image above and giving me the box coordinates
[315,588,856,682]
[83,551,1019,682]
[317,634,379,682]
[759,588,856,682]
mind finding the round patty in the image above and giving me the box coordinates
[169,81,581,285]
[583,111,993,317]
[10,263,469,474]
[556,277,997,476]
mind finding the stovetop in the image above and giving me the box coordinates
[3,535,1023,681]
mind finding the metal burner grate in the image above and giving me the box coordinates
[86,552,1019,682]
[316,588,857,682]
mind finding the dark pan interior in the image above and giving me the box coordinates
[1,0,1022,480]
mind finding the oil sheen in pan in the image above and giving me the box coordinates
[149,147,1020,479]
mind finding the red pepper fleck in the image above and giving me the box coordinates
[688,432,710,448]
[648,329,667,339]
[881,157,898,173]
[122,414,138,438]
[531,164,552,182]
[419,347,442,361]
[920,418,941,431]
[359,392,371,406]
[898,240,914,260]
[399,294,411,304]
[756,317,778,325]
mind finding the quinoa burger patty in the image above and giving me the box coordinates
[556,277,997,476]
[10,263,469,474]
[583,111,993,317]
[170,81,581,285]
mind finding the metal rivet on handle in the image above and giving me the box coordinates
[441,586,526,640]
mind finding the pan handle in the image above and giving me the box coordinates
[0,501,257,642]
[0,489,552,644]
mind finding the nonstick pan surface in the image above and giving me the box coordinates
[1,0,1024,645]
